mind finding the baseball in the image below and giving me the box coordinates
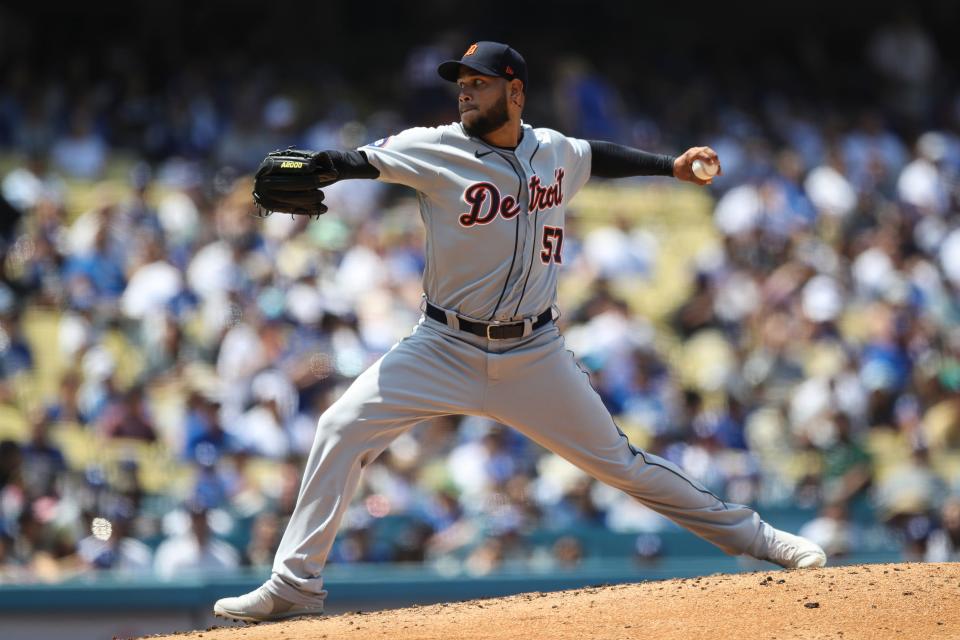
[692,158,718,180]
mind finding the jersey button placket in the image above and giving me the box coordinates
[495,153,529,322]
[506,156,535,319]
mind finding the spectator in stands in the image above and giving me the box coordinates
[44,371,90,426]
[798,502,858,559]
[64,223,126,310]
[76,506,152,573]
[49,109,108,180]
[98,384,158,442]
[328,527,389,564]
[0,441,23,528]
[244,512,281,567]
[0,310,34,379]
[553,57,626,140]
[925,496,960,562]
[1,150,65,214]
[11,497,79,582]
[120,231,184,321]
[867,12,939,124]
[551,535,584,569]
[153,504,239,579]
[228,370,297,459]
[391,520,436,563]
[820,413,872,504]
[19,412,67,499]
[0,529,21,581]
[183,392,233,462]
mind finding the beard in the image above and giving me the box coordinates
[461,92,510,139]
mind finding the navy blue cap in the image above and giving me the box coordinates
[438,41,527,88]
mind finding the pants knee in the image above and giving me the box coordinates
[313,408,365,448]
[313,411,394,469]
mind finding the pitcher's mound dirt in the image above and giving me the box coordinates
[146,563,960,640]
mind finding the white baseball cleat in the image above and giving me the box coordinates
[748,521,827,569]
[213,585,324,623]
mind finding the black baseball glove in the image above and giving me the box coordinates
[252,148,339,217]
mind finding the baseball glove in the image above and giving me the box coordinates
[252,148,339,217]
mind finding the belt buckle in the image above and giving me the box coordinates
[486,319,529,340]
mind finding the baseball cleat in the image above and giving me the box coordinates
[213,585,324,623]
[748,521,827,569]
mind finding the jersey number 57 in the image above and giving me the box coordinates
[540,226,564,264]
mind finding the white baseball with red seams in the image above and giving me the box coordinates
[692,158,719,180]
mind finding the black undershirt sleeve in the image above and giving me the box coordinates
[587,140,676,178]
[321,150,381,181]
[325,145,670,181]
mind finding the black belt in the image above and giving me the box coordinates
[425,302,553,340]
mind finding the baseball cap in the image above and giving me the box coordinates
[437,41,527,88]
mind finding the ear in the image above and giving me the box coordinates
[509,79,524,106]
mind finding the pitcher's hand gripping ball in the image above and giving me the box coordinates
[253,148,338,217]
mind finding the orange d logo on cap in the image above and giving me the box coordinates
[438,41,528,88]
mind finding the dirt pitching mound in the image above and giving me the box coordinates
[146,563,960,640]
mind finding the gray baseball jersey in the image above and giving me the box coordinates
[264,122,763,605]
[360,122,588,321]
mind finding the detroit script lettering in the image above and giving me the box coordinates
[459,168,565,227]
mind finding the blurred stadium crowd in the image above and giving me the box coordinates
[1,8,960,584]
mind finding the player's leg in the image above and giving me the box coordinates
[486,329,825,567]
[215,321,485,621]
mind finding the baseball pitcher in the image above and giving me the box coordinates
[215,41,826,623]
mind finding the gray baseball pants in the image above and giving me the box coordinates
[266,314,762,604]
